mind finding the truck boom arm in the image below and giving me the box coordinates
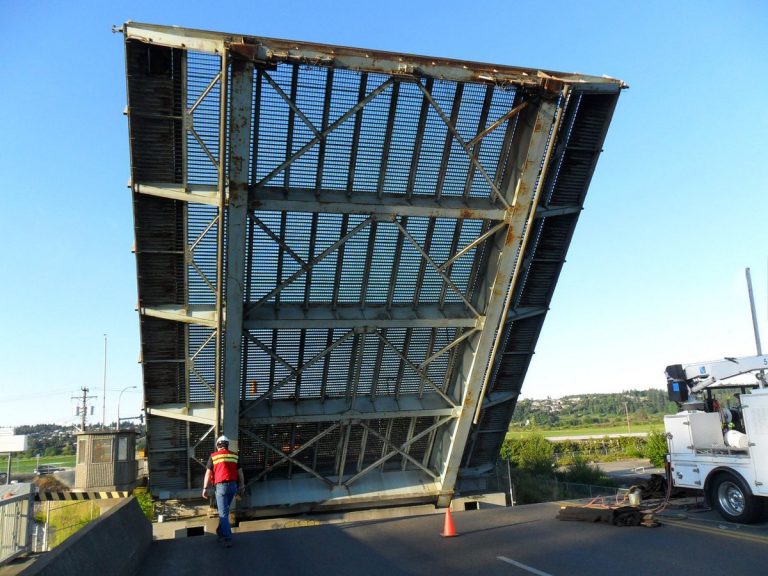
[666,355,768,395]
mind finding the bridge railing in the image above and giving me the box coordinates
[0,483,35,567]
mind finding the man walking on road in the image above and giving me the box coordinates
[202,435,245,547]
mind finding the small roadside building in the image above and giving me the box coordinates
[74,430,138,491]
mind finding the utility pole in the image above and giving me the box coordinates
[623,401,631,434]
[73,387,97,432]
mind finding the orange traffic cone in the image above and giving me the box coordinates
[441,508,458,537]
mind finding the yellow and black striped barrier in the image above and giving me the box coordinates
[35,491,130,501]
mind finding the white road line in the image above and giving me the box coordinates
[497,556,554,576]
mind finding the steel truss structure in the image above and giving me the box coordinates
[122,22,624,512]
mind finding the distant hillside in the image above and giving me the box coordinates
[511,389,677,429]
[13,423,145,457]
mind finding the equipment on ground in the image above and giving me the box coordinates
[663,354,768,523]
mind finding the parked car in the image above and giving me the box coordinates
[34,465,61,475]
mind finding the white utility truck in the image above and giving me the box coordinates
[664,355,768,523]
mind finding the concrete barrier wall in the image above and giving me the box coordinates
[20,497,151,576]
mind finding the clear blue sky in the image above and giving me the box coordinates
[1,0,766,427]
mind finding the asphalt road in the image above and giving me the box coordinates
[138,502,768,576]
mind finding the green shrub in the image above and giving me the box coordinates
[558,456,614,486]
[133,487,154,521]
[645,430,668,468]
[507,469,555,504]
[501,433,555,474]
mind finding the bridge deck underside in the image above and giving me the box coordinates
[124,23,621,509]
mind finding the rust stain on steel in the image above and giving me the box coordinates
[459,208,478,220]
[228,40,559,89]
[229,42,258,61]
[229,178,248,201]
[504,225,518,246]
[541,77,564,95]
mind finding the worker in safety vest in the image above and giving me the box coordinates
[202,435,245,547]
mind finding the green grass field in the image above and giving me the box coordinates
[507,422,664,439]
[34,500,100,549]
[5,455,76,475]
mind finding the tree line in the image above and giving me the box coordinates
[510,388,677,429]
[12,423,146,458]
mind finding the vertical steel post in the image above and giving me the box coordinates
[746,268,763,355]
[746,267,765,389]
[222,54,254,444]
[181,50,193,489]
[43,501,51,551]
[435,96,561,507]
[214,48,229,438]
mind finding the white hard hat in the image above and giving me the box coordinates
[216,435,230,445]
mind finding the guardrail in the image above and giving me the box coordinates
[0,483,35,567]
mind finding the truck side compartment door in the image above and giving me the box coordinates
[743,389,768,496]
[671,462,702,488]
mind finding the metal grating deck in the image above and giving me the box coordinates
[123,22,624,512]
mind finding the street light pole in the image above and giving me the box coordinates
[102,334,108,428]
[116,386,137,431]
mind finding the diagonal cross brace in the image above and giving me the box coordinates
[251,422,340,484]
[253,77,395,190]
[344,415,453,487]
[373,331,457,407]
[466,101,528,148]
[437,221,506,273]
[358,421,439,479]
[262,70,322,139]
[250,214,307,269]
[415,82,510,210]
[393,218,480,317]
[419,327,478,370]
[240,329,357,414]
[188,71,222,115]
[246,217,372,311]
[242,427,336,487]
[244,332,298,379]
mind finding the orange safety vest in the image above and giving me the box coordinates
[210,449,239,483]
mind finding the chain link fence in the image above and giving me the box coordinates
[487,459,627,506]
[32,500,100,551]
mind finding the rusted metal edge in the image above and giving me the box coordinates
[122,21,627,92]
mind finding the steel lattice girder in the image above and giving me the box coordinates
[123,22,624,509]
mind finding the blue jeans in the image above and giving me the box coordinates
[215,481,238,540]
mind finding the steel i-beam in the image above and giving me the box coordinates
[222,55,255,444]
[435,96,562,507]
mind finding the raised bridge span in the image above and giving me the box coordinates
[122,22,623,514]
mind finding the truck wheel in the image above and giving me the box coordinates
[709,473,756,523]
